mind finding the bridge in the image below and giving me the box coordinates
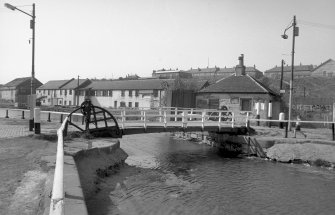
[60,100,249,137]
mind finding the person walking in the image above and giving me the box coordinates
[294,115,307,138]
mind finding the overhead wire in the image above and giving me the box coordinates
[298,19,335,31]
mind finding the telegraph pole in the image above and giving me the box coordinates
[288,15,297,131]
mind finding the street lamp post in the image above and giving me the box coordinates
[5,3,36,131]
[281,15,298,131]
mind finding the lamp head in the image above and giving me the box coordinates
[281,34,288,39]
[4,3,16,10]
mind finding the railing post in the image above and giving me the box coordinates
[247,119,250,135]
[231,112,235,128]
[143,110,147,130]
[174,107,178,122]
[182,110,187,128]
[164,110,167,129]
[218,111,222,131]
[60,114,63,123]
[5,110,9,118]
[47,112,51,122]
[121,109,125,129]
[285,121,288,138]
[21,110,25,119]
[332,123,335,141]
[245,112,249,127]
[201,111,205,131]
[159,108,162,122]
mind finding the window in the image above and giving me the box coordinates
[120,101,126,107]
[59,100,62,105]
[135,102,139,108]
[69,101,72,106]
[323,71,327,77]
[64,101,67,105]
[240,98,252,111]
[153,89,158,97]
[208,99,219,109]
[128,102,132,108]
[114,101,117,108]
[69,90,72,95]
[109,90,113,97]
[48,90,50,95]
[65,90,67,96]
[102,90,108,97]
[129,90,133,97]
[43,99,45,103]
[135,90,139,97]
[121,90,125,97]
[60,90,62,95]
[43,89,46,94]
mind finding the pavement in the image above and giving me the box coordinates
[0,113,123,215]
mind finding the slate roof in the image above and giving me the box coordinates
[199,74,277,95]
[61,79,90,89]
[3,77,31,87]
[265,64,314,73]
[311,58,334,72]
[81,79,175,90]
[38,79,72,90]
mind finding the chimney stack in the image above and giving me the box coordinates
[235,54,246,76]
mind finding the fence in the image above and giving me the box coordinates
[49,117,68,215]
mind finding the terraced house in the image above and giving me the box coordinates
[78,79,175,108]
[37,78,91,106]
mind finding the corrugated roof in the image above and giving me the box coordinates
[38,80,71,89]
[4,77,31,87]
[199,74,277,95]
[81,79,175,90]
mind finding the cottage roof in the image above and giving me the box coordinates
[265,64,314,73]
[199,74,277,95]
[81,79,175,90]
[38,79,72,90]
[3,77,31,87]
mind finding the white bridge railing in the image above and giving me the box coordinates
[49,117,68,215]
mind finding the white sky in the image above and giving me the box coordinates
[1,0,335,84]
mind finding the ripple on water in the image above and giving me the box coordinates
[89,134,335,215]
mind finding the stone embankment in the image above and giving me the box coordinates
[253,126,335,169]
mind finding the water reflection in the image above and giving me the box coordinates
[88,133,335,215]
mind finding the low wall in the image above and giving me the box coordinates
[43,138,128,215]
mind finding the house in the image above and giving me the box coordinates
[311,59,335,77]
[0,77,42,107]
[196,55,280,120]
[152,69,192,79]
[37,78,91,106]
[185,65,263,79]
[78,79,175,108]
[264,64,314,79]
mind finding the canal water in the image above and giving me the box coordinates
[87,133,335,215]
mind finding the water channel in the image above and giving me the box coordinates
[87,133,335,215]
